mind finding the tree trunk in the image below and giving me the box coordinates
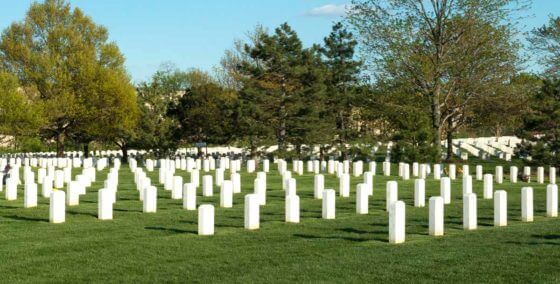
[339,111,346,160]
[446,122,453,161]
[278,116,286,154]
[319,146,324,161]
[83,143,90,158]
[250,145,257,160]
[431,88,442,161]
[120,143,129,163]
[278,78,287,155]
[495,124,502,138]
[56,133,65,157]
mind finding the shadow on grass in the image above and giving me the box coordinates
[532,234,560,240]
[114,208,142,213]
[3,215,48,222]
[67,210,97,218]
[293,233,385,243]
[0,205,20,209]
[145,226,197,235]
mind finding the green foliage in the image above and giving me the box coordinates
[349,0,525,160]
[320,22,363,157]
[517,78,560,166]
[530,16,560,77]
[234,23,327,157]
[0,0,136,156]
[168,76,236,146]
[134,66,186,155]
[0,71,42,141]
[471,72,542,136]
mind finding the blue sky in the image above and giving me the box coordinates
[0,0,558,82]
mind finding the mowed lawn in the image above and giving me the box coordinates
[0,161,559,282]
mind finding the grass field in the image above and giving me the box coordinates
[0,159,559,282]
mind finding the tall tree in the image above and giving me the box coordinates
[530,16,560,78]
[517,78,560,166]
[85,68,138,162]
[320,22,362,159]
[236,23,325,157]
[221,26,274,158]
[348,0,526,160]
[134,66,187,156]
[168,70,236,156]
[0,0,134,156]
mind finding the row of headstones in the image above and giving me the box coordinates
[195,177,560,241]
[262,160,557,186]
[0,158,119,223]
[2,166,93,200]
[1,157,112,170]
[138,157,254,173]
[136,156,557,188]
[49,164,120,223]
[192,161,560,239]
[42,158,560,242]
[131,159,253,210]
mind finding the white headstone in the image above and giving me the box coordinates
[386,181,398,211]
[143,186,157,213]
[475,165,483,181]
[547,184,558,217]
[537,167,544,184]
[322,189,336,219]
[202,175,213,197]
[356,183,368,214]
[429,196,444,236]
[463,193,477,230]
[49,190,65,223]
[507,166,517,184]
[183,183,196,210]
[495,166,503,184]
[483,174,493,199]
[339,174,350,197]
[244,194,260,229]
[24,183,37,208]
[462,175,472,195]
[414,179,425,207]
[494,190,507,227]
[220,180,233,208]
[521,187,533,222]
[284,178,297,196]
[389,200,405,244]
[198,204,214,236]
[285,194,300,223]
[449,164,456,180]
[54,170,64,189]
[434,164,441,180]
[42,176,53,198]
[254,178,266,205]
[98,188,113,220]
[66,181,80,206]
[172,176,183,199]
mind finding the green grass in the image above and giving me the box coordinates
[0,160,559,282]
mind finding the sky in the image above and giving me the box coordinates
[0,0,558,82]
